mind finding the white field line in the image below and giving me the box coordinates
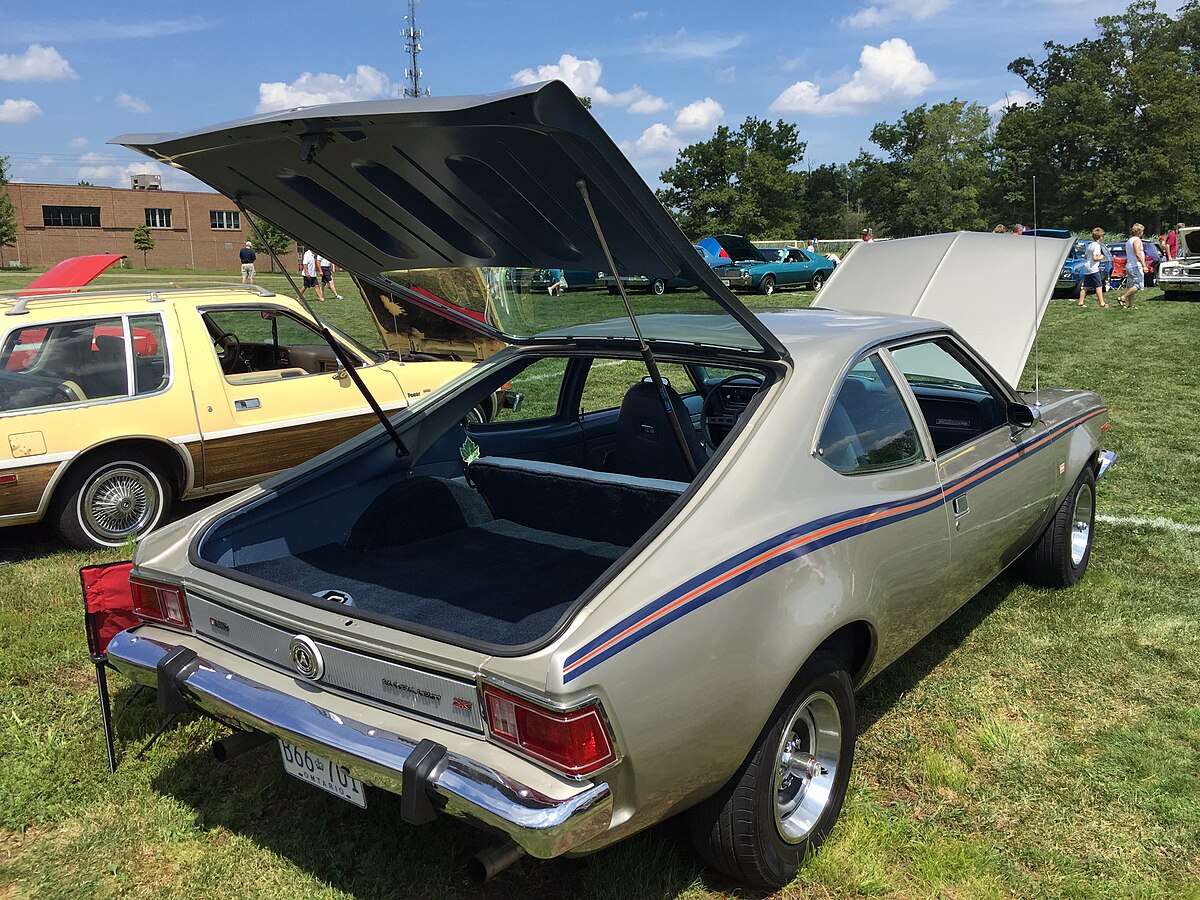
[1097,513,1200,536]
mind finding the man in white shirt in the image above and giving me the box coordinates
[316,254,344,300]
[298,247,325,302]
[1078,227,1109,308]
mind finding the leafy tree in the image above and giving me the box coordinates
[77,180,93,186]
[246,214,293,273]
[866,100,993,236]
[999,0,1200,231]
[0,156,16,267]
[800,163,867,240]
[656,117,806,238]
[132,224,155,267]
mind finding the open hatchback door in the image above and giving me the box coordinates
[812,231,1070,387]
[113,80,783,360]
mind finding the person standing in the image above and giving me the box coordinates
[1118,224,1147,309]
[298,247,324,302]
[1078,227,1109,308]
[1166,224,1180,260]
[239,241,257,284]
[317,253,344,300]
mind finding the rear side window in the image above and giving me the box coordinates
[0,316,129,412]
[580,360,694,414]
[818,354,923,474]
[129,314,169,395]
[492,357,568,422]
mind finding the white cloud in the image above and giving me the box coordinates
[631,10,648,20]
[987,89,1034,118]
[6,17,210,42]
[70,137,88,149]
[510,55,667,113]
[621,98,725,163]
[37,155,54,166]
[115,92,150,114]
[0,99,42,124]
[640,29,745,60]
[74,155,195,190]
[674,98,723,133]
[257,65,391,112]
[0,44,76,82]
[715,66,737,84]
[770,38,934,116]
[843,0,953,28]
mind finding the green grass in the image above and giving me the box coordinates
[1,274,1199,898]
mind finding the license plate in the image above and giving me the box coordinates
[279,739,366,808]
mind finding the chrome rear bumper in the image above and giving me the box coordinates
[105,629,613,858]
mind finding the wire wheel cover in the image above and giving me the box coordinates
[81,465,159,541]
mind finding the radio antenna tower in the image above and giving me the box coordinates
[401,0,430,98]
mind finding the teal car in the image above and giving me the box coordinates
[700,234,835,295]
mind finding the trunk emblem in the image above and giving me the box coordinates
[289,635,325,681]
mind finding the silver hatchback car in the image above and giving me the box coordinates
[106,81,1114,889]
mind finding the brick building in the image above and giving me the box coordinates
[3,179,253,271]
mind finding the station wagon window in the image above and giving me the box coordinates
[128,314,169,395]
[210,210,241,230]
[818,354,922,474]
[580,360,694,414]
[202,308,350,383]
[888,339,1007,454]
[0,316,136,412]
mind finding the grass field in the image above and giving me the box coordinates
[1,268,1198,899]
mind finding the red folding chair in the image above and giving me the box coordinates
[80,561,137,772]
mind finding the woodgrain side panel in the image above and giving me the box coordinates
[201,413,380,486]
[0,461,62,518]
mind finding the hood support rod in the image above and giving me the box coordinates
[239,202,409,457]
[575,179,698,479]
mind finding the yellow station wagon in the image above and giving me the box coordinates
[0,274,478,548]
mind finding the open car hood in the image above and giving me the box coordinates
[17,254,127,296]
[813,231,1070,388]
[698,234,765,264]
[112,80,783,359]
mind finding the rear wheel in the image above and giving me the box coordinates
[52,451,172,550]
[650,278,667,296]
[810,271,825,291]
[1020,467,1095,587]
[758,275,777,296]
[688,652,855,889]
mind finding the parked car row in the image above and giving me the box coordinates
[93,81,1114,890]
[1157,226,1200,299]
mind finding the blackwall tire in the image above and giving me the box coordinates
[810,271,825,291]
[1020,467,1096,588]
[650,278,668,296]
[687,652,855,889]
[52,451,171,550]
[758,275,776,296]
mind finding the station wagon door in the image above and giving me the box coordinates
[886,337,1058,607]
[191,306,405,490]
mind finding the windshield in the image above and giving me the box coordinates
[378,266,760,349]
[1068,239,1088,259]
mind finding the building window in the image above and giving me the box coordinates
[210,210,241,230]
[145,208,172,229]
[43,206,101,228]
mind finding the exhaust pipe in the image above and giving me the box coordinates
[466,841,526,882]
[212,730,272,763]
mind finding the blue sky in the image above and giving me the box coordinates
[0,0,1182,192]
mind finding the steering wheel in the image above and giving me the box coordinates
[215,331,246,374]
[702,373,765,450]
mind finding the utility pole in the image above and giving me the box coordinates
[402,0,429,98]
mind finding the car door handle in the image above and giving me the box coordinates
[953,495,970,518]
[234,397,261,411]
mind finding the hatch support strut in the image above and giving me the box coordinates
[239,202,410,457]
[575,179,698,479]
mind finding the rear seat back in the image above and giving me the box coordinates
[469,457,686,547]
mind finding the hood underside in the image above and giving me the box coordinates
[813,231,1070,388]
[112,81,782,358]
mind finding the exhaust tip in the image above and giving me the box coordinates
[466,842,526,882]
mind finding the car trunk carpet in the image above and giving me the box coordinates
[236,520,624,646]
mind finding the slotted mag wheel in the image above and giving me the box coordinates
[774,690,842,843]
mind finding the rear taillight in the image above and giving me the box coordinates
[482,685,617,777]
[130,576,190,630]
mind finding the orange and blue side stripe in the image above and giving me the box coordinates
[562,406,1106,683]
